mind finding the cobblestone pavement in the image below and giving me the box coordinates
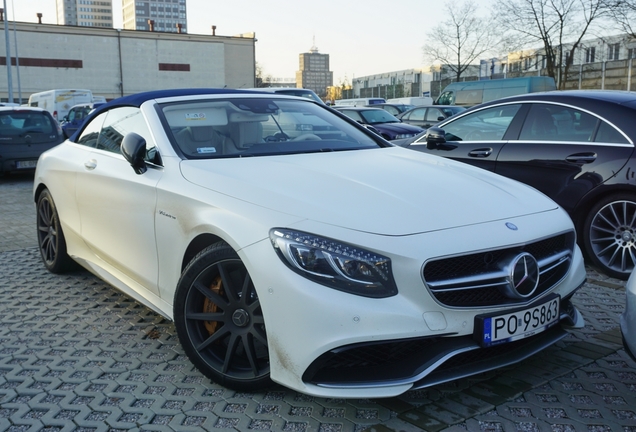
[1,173,636,431]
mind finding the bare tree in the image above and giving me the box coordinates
[422,0,498,82]
[604,0,636,37]
[494,0,610,89]
[255,62,273,88]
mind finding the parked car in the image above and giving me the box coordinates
[397,105,466,128]
[400,90,636,279]
[246,87,325,104]
[622,270,636,361]
[34,88,586,398]
[332,106,424,140]
[365,103,416,116]
[0,107,64,174]
[333,97,386,106]
[60,102,105,138]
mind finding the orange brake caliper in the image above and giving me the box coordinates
[203,276,223,335]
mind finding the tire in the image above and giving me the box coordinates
[36,189,76,273]
[174,242,271,390]
[583,193,636,280]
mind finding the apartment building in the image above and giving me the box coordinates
[56,0,113,28]
[122,0,187,33]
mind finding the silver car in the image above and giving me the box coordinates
[622,271,636,361]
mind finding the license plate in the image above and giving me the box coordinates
[476,295,560,347]
[16,160,37,169]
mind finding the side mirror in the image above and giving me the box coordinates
[121,132,148,175]
[363,124,382,136]
[425,127,446,149]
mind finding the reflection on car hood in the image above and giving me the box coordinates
[372,122,423,133]
[180,147,558,236]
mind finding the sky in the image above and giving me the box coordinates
[12,0,492,84]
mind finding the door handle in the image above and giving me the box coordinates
[84,159,97,170]
[468,148,493,158]
[565,153,597,164]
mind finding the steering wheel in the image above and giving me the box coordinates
[264,132,289,142]
[292,133,321,141]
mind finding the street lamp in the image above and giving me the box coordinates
[2,0,13,103]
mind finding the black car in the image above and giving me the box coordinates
[397,105,466,128]
[400,90,636,280]
[333,106,424,140]
[0,107,64,174]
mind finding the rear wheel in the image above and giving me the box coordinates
[36,189,75,273]
[583,194,636,280]
[174,242,271,390]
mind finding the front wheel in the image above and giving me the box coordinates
[36,189,76,273]
[174,243,271,390]
[583,194,636,280]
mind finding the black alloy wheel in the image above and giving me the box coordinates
[174,242,271,390]
[584,194,636,280]
[36,189,75,273]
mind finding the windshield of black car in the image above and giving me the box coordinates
[161,98,382,159]
[358,109,401,125]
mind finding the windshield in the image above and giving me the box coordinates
[161,97,382,159]
[358,109,400,125]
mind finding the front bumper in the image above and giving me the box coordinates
[303,294,583,391]
[242,213,587,398]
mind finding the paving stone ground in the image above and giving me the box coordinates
[1,173,635,431]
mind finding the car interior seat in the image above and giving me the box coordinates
[521,106,557,140]
[22,115,51,133]
[175,126,230,156]
[228,112,268,150]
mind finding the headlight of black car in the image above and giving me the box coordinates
[270,228,397,298]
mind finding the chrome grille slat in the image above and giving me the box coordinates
[423,232,575,307]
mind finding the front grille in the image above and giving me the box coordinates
[423,232,575,307]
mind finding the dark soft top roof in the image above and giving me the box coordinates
[70,88,267,141]
[99,88,264,110]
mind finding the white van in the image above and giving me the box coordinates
[434,77,556,107]
[387,96,434,106]
[28,89,94,122]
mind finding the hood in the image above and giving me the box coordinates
[180,147,559,236]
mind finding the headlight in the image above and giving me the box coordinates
[269,228,397,298]
[394,133,415,139]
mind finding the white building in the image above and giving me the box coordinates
[350,68,432,99]
[0,21,256,103]
[479,34,636,80]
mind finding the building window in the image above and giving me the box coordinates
[585,47,596,63]
[608,43,620,60]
